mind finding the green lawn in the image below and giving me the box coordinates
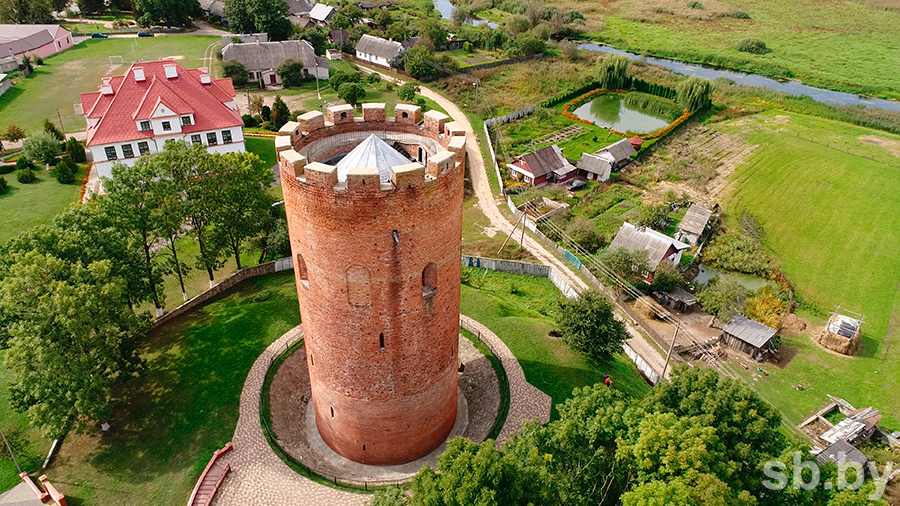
[0,36,219,134]
[596,0,900,99]
[245,136,277,168]
[720,109,900,428]
[39,272,301,505]
[0,163,86,244]
[460,268,651,417]
[0,351,50,492]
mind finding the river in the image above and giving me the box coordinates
[577,43,900,112]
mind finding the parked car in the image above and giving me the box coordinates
[91,33,108,38]
[565,180,587,191]
[137,31,154,37]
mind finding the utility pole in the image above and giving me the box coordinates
[520,210,526,248]
[661,321,680,380]
[314,59,321,100]
[0,426,21,474]
[56,109,66,140]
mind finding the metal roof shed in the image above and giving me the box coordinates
[721,315,777,357]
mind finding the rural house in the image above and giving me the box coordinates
[608,222,690,279]
[508,144,576,186]
[576,152,614,182]
[354,34,404,67]
[309,3,336,25]
[596,138,636,169]
[675,203,714,246]
[0,24,73,59]
[222,40,329,86]
[720,315,777,359]
[80,61,245,185]
[284,0,315,16]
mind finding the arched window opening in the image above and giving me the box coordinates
[340,112,347,119]
[422,262,437,297]
[402,111,408,119]
[379,332,385,352]
[363,444,367,451]
[347,265,371,306]
[296,253,309,289]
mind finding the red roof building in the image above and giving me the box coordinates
[80,60,245,184]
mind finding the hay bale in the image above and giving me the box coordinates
[815,328,861,356]
[634,295,666,320]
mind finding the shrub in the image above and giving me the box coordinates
[14,158,33,172]
[270,95,291,130]
[703,231,771,276]
[22,131,60,165]
[328,70,363,90]
[736,38,769,55]
[261,105,271,121]
[42,118,64,141]
[275,59,306,88]
[34,55,43,65]
[65,137,86,163]
[0,164,12,174]
[366,72,381,85]
[16,168,36,184]
[242,114,259,127]
[687,1,703,8]
[54,155,76,184]
[4,123,25,143]
[0,176,7,194]
[744,284,790,328]
[463,41,474,54]
[565,217,604,253]
[728,10,750,18]
[222,60,249,87]
[397,83,420,102]
[676,76,713,112]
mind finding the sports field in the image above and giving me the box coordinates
[719,110,900,428]
[0,36,219,134]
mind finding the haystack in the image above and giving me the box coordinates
[814,311,863,356]
[634,295,667,320]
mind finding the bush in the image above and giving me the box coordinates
[54,155,76,184]
[397,83,420,102]
[366,72,381,85]
[261,105,271,121]
[0,163,12,174]
[736,38,768,55]
[222,60,249,87]
[566,217,604,253]
[4,123,25,143]
[22,131,60,165]
[0,176,7,194]
[242,114,259,127]
[328,70,363,90]
[703,231,771,276]
[15,158,34,172]
[729,10,750,18]
[676,76,713,112]
[34,55,44,65]
[275,59,306,88]
[65,137,86,163]
[16,168,35,184]
[687,1,703,8]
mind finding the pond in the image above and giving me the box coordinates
[572,94,671,134]
[693,263,768,292]
[432,0,499,28]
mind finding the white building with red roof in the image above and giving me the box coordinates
[80,60,245,182]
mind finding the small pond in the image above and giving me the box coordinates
[693,263,767,292]
[572,94,671,134]
[432,0,499,28]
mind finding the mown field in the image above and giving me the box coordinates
[0,163,86,244]
[0,36,218,134]
[720,110,900,428]
[594,0,900,99]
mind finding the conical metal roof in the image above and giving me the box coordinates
[335,134,411,183]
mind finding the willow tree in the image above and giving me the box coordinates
[676,76,714,112]
[596,53,630,90]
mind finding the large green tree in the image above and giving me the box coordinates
[676,76,714,112]
[275,59,306,88]
[134,0,199,27]
[0,251,147,437]
[404,46,436,78]
[225,0,292,41]
[596,53,630,90]
[0,0,52,23]
[222,60,249,87]
[557,289,629,362]
[22,130,60,165]
[337,82,366,109]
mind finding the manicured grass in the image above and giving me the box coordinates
[0,351,51,492]
[460,268,651,417]
[596,0,900,99]
[0,36,219,134]
[0,163,86,244]
[245,136,277,168]
[720,109,900,428]
[40,272,302,505]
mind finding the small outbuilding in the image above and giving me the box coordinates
[508,144,575,186]
[656,287,698,312]
[596,138,636,169]
[675,203,714,246]
[576,152,614,182]
[720,315,777,359]
[816,439,869,468]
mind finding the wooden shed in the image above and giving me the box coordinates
[720,315,777,359]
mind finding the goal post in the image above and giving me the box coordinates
[108,55,124,65]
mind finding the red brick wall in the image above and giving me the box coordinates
[282,147,464,465]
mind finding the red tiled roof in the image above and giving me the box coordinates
[82,60,242,146]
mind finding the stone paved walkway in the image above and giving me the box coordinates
[460,315,552,440]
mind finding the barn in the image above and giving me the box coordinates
[720,315,777,359]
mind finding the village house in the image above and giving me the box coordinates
[608,221,690,280]
[354,34,404,67]
[720,315,777,359]
[576,151,614,182]
[0,24,73,59]
[284,0,315,16]
[508,144,575,186]
[309,3,336,25]
[675,203,714,246]
[329,28,349,45]
[222,40,329,86]
[200,0,227,21]
[80,60,245,185]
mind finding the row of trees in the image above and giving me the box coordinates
[596,53,713,111]
[0,141,288,436]
[372,368,885,505]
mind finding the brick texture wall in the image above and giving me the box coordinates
[282,137,465,465]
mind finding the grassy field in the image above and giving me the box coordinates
[497,108,625,160]
[594,0,900,99]
[720,109,900,428]
[245,136,277,168]
[460,268,651,417]
[0,36,218,134]
[0,163,86,244]
[39,272,301,505]
[0,351,51,492]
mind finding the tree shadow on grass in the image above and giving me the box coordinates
[84,274,300,498]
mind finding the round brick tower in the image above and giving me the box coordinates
[275,103,467,465]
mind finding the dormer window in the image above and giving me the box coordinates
[181,115,192,126]
[139,121,151,131]
[162,121,171,131]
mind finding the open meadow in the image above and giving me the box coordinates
[593,0,900,99]
[718,109,900,428]
[0,36,219,134]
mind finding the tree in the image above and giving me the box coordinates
[417,18,448,49]
[404,46,436,78]
[596,53,630,90]
[209,152,274,269]
[53,155,75,184]
[451,6,468,26]
[225,0,292,40]
[507,34,545,57]
[42,118,64,141]
[0,251,147,437]
[4,123,25,143]
[65,137,87,163]
[397,82,420,102]
[676,76,713,112]
[696,278,750,321]
[328,70,362,90]
[22,131,60,165]
[649,261,682,293]
[76,0,103,15]
[296,26,327,55]
[276,59,306,88]
[638,203,670,230]
[557,290,629,362]
[559,40,579,62]
[134,0,199,27]
[599,246,649,290]
[565,217,603,253]
[385,21,410,42]
[270,95,291,130]
[337,82,366,108]
[248,94,265,116]
[222,60,249,87]
[534,107,551,126]
[0,0,53,23]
